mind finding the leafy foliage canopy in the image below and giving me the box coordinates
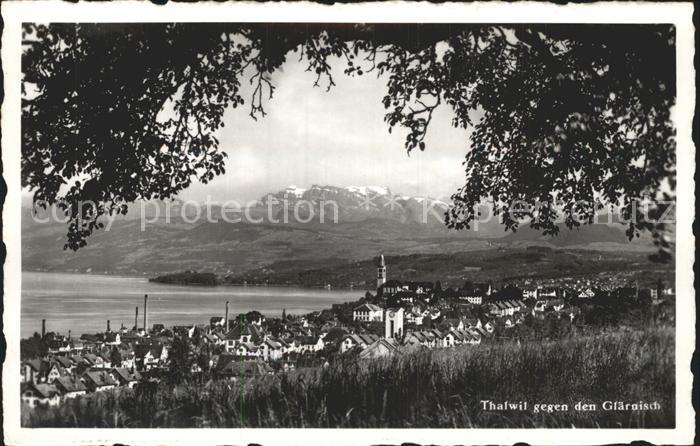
[22,23,675,258]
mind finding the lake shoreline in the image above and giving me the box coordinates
[24,270,361,290]
[21,271,364,338]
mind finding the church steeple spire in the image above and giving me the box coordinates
[377,254,387,289]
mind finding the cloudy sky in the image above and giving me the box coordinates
[179,52,472,203]
[20,47,473,207]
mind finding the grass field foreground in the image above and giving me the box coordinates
[24,326,674,428]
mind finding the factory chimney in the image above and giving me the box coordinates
[41,319,46,338]
[107,319,111,332]
[225,301,230,331]
[134,306,139,331]
[143,294,149,332]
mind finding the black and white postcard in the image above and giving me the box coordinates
[1,1,695,445]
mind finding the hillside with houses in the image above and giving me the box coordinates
[21,254,674,413]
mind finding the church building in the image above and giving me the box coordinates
[384,307,404,339]
[377,254,387,289]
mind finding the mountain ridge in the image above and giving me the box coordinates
[21,184,654,275]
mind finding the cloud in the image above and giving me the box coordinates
[172,52,472,202]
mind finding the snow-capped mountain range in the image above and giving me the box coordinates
[261,184,451,226]
[21,184,649,275]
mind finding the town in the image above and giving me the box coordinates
[20,254,675,409]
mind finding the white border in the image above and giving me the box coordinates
[2,2,695,445]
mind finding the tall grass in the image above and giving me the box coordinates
[24,326,674,428]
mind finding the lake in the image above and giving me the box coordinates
[21,271,364,338]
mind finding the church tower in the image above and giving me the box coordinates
[385,307,404,339]
[377,254,387,289]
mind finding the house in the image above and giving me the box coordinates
[425,329,443,347]
[490,299,524,317]
[359,338,400,359]
[70,340,85,353]
[379,280,434,298]
[42,360,64,384]
[403,329,443,348]
[440,318,464,331]
[21,383,61,408]
[54,356,75,374]
[21,358,68,384]
[459,292,483,305]
[210,317,226,329]
[403,331,425,347]
[119,331,141,344]
[340,334,380,353]
[441,329,457,347]
[533,300,548,313]
[97,352,113,369]
[116,347,136,369]
[21,359,43,384]
[534,298,565,313]
[405,304,427,325]
[412,330,434,347]
[134,343,168,370]
[202,333,222,346]
[82,353,106,369]
[277,338,293,354]
[470,282,493,296]
[353,303,384,322]
[405,308,425,325]
[214,331,227,344]
[110,367,141,388]
[406,281,434,295]
[445,328,481,346]
[523,288,538,299]
[225,323,267,349]
[378,280,404,297]
[82,370,117,392]
[472,326,488,338]
[538,287,558,299]
[54,376,87,399]
[458,283,490,304]
[489,302,506,317]
[173,325,196,338]
[428,308,441,320]
[234,342,259,358]
[392,291,417,305]
[462,317,483,330]
[79,334,103,350]
[258,339,284,361]
[280,333,298,351]
[48,339,71,354]
[224,335,240,353]
[248,314,266,326]
[462,329,482,345]
[577,288,595,299]
[296,335,325,353]
[104,332,121,346]
[69,354,85,367]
